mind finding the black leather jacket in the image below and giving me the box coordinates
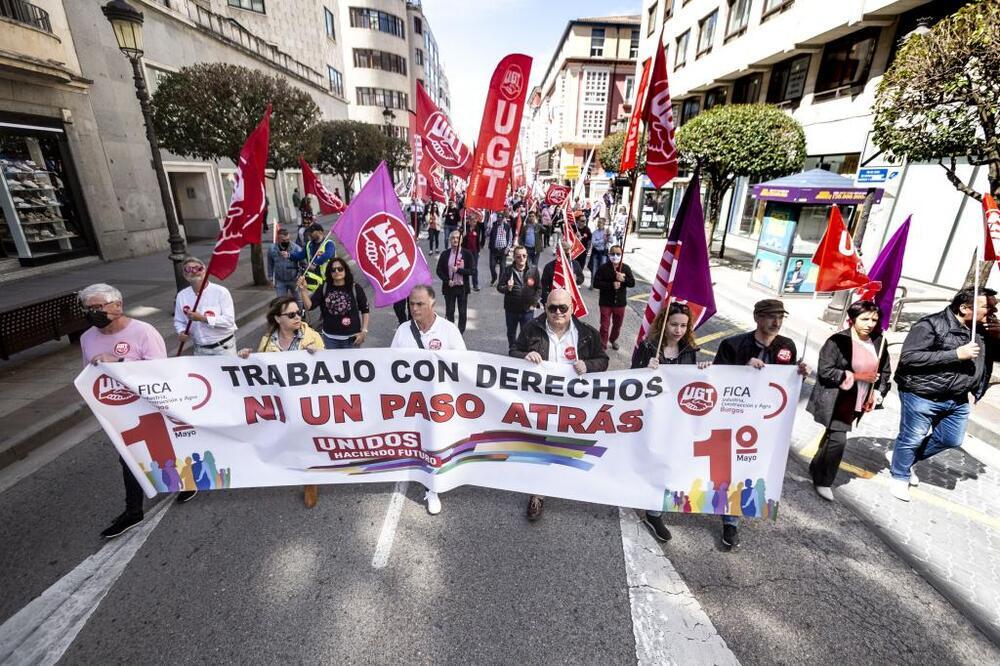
[714,331,798,366]
[509,314,609,372]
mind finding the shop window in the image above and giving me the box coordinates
[675,30,690,69]
[725,0,752,40]
[731,72,762,103]
[801,153,860,176]
[815,27,880,93]
[697,10,718,57]
[0,128,92,263]
[227,0,264,13]
[766,54,810,104]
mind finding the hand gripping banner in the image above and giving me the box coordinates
[76,350,800,520]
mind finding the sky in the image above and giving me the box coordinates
[422,0,641,142]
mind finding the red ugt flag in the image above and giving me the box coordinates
[642,30,678,188]
[467,54,532,210]
[416,82,472,181]
[553,243,587,318]
[544,184,571,206]
[562,206,586,259]
[620,58,652,172]
[983,193,1000,261]
[300,157,344,215]
[812,205,869,292]
[209,106,270,280]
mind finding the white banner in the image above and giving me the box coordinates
[75,350,801,519]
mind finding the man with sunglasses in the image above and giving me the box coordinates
[174,257,238,356]
[510,289,609,521]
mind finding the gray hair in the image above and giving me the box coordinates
[181,256,206,268]
[79,283,122,305]
[410,284,435,301]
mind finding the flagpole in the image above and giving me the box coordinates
[175,255,215,357]
[622,120,648,256]
[653,241,684,356]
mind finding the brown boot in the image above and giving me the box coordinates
[303,485,318,508]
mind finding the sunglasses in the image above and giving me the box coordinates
[609,253,622,258]
[280,311,302,319]
[183,265,205,275]
[547,304,570,314]
[330,266,346,272]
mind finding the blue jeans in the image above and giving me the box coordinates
[505,309,534,348]
[274,279,299,304]
[589,249,608,282]
[890,391,970,480]
[323,335,355,350]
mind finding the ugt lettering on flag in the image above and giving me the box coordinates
[332,161,432,307]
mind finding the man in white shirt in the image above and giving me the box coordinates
[390,284,465,515]
[174,257,238,355]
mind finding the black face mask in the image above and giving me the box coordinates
[86,310,113,329]
[280,241,290,249]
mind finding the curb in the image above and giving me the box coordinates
[0,300,271,473]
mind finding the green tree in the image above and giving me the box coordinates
[873,1,1000,282]
[152,63,322,284]
[597,130,646,175]
[382,133,412,184]
[676,104,806,257]
[314,120,394,202]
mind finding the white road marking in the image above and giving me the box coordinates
[619,508,740,666]
[0,499,171,665]
[371,481,408,569]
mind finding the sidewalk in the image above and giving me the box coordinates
[0,241,275,468]
[624,233,1000,644]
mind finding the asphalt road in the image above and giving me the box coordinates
[0,242,997,665]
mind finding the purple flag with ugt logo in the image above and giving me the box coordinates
[332,162,432,307]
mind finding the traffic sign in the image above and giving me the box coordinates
[856,167,900,184]
[563,165,580,179]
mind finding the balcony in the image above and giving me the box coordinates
[0,0,51,33]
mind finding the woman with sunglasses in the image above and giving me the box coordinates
[631,302,711,542]
[297,257,370,349]
[238,296,324,507]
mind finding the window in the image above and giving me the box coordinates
[414,16,423,34]
[227,0,265,12]
[766,54,810,103]
[697,10,718,57]
[581,108,606,139]
[353,49,407,76]
[815,27,880,92]
[355,87,408,109]
[583,70,609,105]
[762,0,793,20]
[704,87,727,109]
[647,3,657,36]
[725,0,751,39]
[327,67,343,97]
[324,7,335,39]
[731,72,762,103]
[624,75,636,103]
[630,29,640,59]
[590,28,605,57]
[662,0,674,21]
[349,7,405,38]
[415,48,424,66]
[675,31,689,69]
[680,98,700,125]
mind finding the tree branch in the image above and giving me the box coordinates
[938,157,981,201]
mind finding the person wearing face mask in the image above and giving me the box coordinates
[806,300,892,501]
[267,228,303,303]
[79,283,175,538]
[174,257,238,356]
[592,244,635,351]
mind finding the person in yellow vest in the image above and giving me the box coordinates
[291,222,336,291]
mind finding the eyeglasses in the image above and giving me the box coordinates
[547,304,570,314]
[280,311,302,319]
[330,266,346,273]
[85,302,116,313]
[183,265,204,275]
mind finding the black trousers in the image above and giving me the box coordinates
[809,421,851,487]
[393,299,410,324]
[489,248,507,282]
[444,288,468,333]
[121,456,144,516]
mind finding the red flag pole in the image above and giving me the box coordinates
[175,254,215,357]
[653,241,684,355]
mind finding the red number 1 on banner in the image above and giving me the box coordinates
[120,412,177,466]
[692,426,758,487]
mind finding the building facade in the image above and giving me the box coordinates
[525,15,640,200]
[634,0,995,290]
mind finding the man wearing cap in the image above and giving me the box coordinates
[290,222,336,293]
[713,298,809,549]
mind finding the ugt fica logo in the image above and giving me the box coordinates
[677,381,717,416]
[356,212,417,292]
[93,374,139,406]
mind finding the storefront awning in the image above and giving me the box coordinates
[752,168,883,205]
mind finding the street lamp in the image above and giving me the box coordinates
[102,0,188,291]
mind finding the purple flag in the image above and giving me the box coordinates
[332,161,432,307]
[667,169,716,327]
[856,215,910,330]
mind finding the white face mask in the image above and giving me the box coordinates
[609,254,622,264]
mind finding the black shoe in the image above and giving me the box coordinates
[721,523,740,549]
[100,512,143,539]
[177,489,198,503]
[611,341,620,350]
[642,512,672,542]
[473,287,480,291]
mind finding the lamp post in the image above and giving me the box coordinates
[102,0,187,291]
[382,105,397,182]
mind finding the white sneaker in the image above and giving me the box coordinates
[814,485,834,501]
[885,449,919,486]
[425,491,441,515]
[889,478,911,502]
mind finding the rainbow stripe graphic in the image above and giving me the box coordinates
[309,430,606,475]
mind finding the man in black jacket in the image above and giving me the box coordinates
[436,231,474,334]
[510,289,609,521]
[888,287,998,501]
[487,213,513,285]
[539,239,584,304]
[713,298,808,549]
[498,245,541,348]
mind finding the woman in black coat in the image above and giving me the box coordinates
[806,300,892,500]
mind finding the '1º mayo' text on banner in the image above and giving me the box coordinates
[75,350,801,519]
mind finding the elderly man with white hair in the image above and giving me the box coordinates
[173,256,238,355]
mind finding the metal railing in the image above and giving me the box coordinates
[0,0,52,33]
